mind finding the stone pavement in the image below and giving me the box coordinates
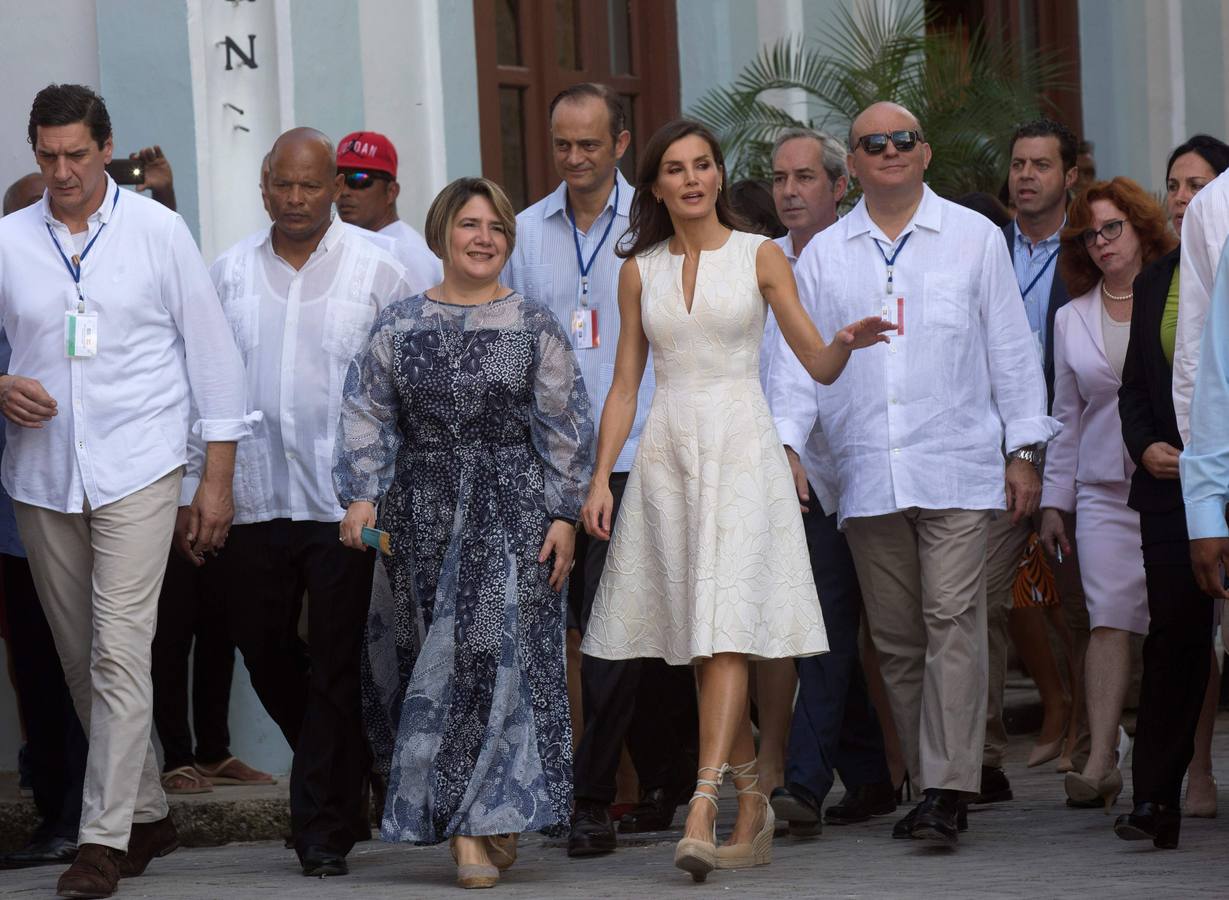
[4,712,1228,899]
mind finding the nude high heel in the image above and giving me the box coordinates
[674,766,723,883]
[1064,768,1123,813]
[715,760,774,869]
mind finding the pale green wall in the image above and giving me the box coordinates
[290,0,367,145]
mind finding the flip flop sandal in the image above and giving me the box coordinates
[195,756,277,786]
[160,765,213,794]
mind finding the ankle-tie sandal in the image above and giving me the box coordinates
[715,760,774,869]
[673,765,724,882]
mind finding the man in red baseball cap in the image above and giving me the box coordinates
[336,131,440,293]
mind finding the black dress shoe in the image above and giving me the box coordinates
[971,766,1014,804]
[911,788,962,846]
[567,800,616,857]
[893,794,968,839]
[824,781,897,825]
[300,846,349,877]
[1,835,77,869]
[769,784,821,836]
[1114,802,1181,849]
[619,787,681,833]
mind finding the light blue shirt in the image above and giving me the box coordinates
[0,331,25,557]
[503,170,653,473]
[1011,221,1063,359]
[1182,236,1229,539]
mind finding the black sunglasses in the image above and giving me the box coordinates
[342,171,392,190]
[854,130,922,155]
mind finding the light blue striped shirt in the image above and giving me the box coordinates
[1011,221,1063,359]
[1182,235,1229,539]
[503,171,653,473]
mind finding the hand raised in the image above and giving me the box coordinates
[835,316,895,351]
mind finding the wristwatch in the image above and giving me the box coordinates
[1008,444,1043,468]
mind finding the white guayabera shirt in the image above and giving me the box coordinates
[209,216,413,524]
[379,218,443,295]
[778,185,1060,528]
[0,176,252,513]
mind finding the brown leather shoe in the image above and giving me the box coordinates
[56,843,119,899]
[116,815,179,877]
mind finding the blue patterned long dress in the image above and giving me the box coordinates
[334,292,593,844]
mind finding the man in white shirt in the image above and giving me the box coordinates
[788,102,1059,846]
[206,128,412,878]
[334,130,442,295]
[1173,169,1229,444]
[762,128,896,836]
[0,84,249,898]
[503,82,697,856]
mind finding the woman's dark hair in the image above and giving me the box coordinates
[729,179,785,238]
[1059,177,1177,296]
[1166,134,1229,180]
[954,191,1012,229]
[617,119,749,258]
[28,84,112,149]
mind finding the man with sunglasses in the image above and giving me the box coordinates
[787,101,1059,846]
[335,131,441,295]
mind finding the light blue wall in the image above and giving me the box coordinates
[1180,0,1227,141]
[96,0,200,241]
[1078,0,1149,187]
[677,0,763,115]
[438,2,483,180]
[290,0,366,144]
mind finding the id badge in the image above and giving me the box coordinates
[878,297,905,336]
[571,308,599,349]
[65,311,99,358]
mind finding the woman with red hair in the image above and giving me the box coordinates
[1039,178,1177,812]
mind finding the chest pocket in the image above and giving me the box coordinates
[923,273,968,331]
[322,299,376,360]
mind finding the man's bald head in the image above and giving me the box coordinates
[269,127,336,178]
[3,172,44,216]
[848,102,922,150]
[265,127,341,245]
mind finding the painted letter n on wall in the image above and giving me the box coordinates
[223,34,258,70]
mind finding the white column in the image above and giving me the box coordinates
[186,0,294,261]
[357,0,450,230]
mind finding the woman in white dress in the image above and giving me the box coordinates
[579,119,892,883]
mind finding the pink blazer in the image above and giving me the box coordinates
[1041,284,1136,512]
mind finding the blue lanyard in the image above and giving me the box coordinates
[872,231,911,294]
[46,186,120,309]
[1019,247,1059,299]
[567,180,619,307]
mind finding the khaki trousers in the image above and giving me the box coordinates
[983,510,1088,767]
[14,469,181,851]
[844,508,990,794]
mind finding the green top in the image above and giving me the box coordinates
[1161,268,1180,367]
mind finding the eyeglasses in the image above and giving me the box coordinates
[342,171,392,190]
[854,130,922,155]
[1080,219,1125,247]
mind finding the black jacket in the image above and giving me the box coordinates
[1002,222,1072,409]
[1118,248,1183,514]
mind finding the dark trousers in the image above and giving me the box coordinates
[1,553,86,841]
[785,495,891,805]
[210,520,375,856]
[1132,511,1214,808]
[573,473,699,805]
[151,552,235,771]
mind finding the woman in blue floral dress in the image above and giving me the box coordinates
[334,177,593,888]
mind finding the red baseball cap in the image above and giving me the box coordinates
[337,131,398,178]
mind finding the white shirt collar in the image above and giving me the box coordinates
[843,184,942,244]
[41,174,120,230]
[257,213,346,262]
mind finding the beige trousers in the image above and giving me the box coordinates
[983,510,1088,767]
[844,507,990,794]
[14,469,181,851]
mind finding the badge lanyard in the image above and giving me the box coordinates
[1019,248,1059,299]
[46,185,121,313]
[567,180,619,308]
[873,231,911,336]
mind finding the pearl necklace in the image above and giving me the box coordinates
[1101,283,1133,302]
